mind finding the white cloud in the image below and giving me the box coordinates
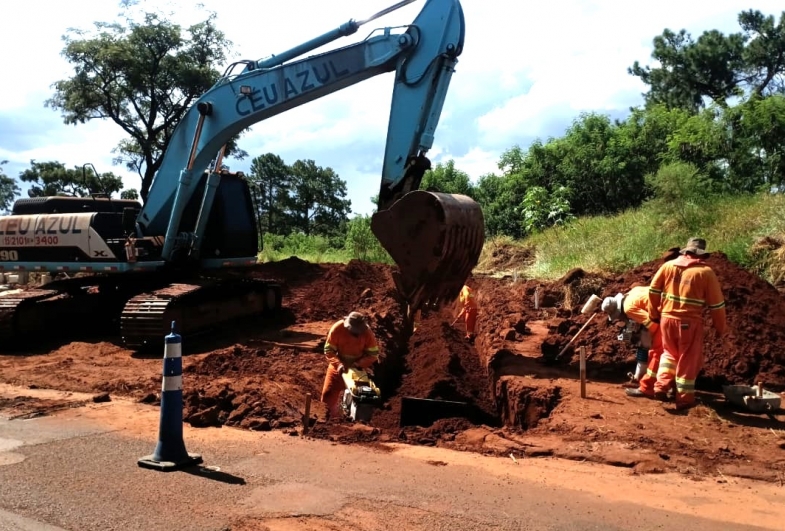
[475,0,785,144]
[1,0,783,214]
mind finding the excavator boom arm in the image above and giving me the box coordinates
[138,0,464,249]
[138,0,482,314]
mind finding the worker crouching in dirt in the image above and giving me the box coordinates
[456,284,478,342]
[320,311,380,419]
[600,286,664,395]
[648,237,727,411]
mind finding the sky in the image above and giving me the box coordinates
[1,0,783,216]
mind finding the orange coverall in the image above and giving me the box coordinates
[621,286,663,396]
[648,254,727,407]
[458,285,478,339]
[320,319,380,417]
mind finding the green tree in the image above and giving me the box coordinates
[0,161,21,213]
[629,9,785,111]
[248,153,292,235]
[731,94,785,189]
[19,161,124,198]
[120,188,140,200]
[520,185,574,234]
[344,214,391,263]
[496,113,651,218]
[473,172,528,239]
[286,159,352,236]
[645,161,719,232]
[420,159,476,197]
[45,2,247,203]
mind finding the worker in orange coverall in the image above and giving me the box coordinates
[320,311,380,418]
[456,284,478,342]
[647,237,727,410]
[600,285,664,396]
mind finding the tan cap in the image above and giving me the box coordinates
[343,311,368,334]
[680,237,709,256]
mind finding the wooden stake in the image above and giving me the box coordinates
[534,288,540,309]
[580,346,587,399]
[303,393,312,434]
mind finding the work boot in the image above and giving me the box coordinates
[625,388,653,398]
[675,399,698,411]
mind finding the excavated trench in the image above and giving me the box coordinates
[175,250,785,449]
[175,260,618,439]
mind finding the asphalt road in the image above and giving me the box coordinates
[0,397,782,531]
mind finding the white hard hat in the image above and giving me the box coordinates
[600,293,624,321]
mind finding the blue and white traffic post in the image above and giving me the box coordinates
[138,321,203,471]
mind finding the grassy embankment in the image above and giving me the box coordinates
[481,192,785,285]
[259,192,785,285]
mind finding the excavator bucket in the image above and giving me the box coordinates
[371,191,484,314]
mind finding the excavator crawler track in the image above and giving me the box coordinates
[120,277,282,349]
[0,289,61,344]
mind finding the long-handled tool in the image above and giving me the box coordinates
[554,294,602,361]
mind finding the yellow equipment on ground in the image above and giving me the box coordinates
[340,368,382,423]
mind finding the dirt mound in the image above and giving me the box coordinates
[373,311,498,430]
[478,242,535,273]
[182,344,326,430]
[284,259,402,323]
[471,279,538,362]
[252,256,323,282]
[179,259,412,431]
[550,252,785,390]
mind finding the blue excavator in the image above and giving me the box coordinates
[0,0,484,350]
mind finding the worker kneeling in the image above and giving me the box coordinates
[601,286,664,398]
[321,311,381,420]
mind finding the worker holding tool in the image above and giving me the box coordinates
[647,237,727,411]
[455,283,478,342]
[320,311,380,419]
[600,286,664,395]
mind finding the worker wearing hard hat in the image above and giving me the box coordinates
[456,283,478,342]
[601,285,664,395]
[647,237,727,410]
[320,311,380,418]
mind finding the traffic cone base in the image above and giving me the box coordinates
[137,452,203,472]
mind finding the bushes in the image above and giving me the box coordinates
[258,215,393,265]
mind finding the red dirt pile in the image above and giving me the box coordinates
[182,344,326,430]
[180,259,500,443]
[470,279,540,364]
[546,252,785,390]
[373,310,498,430]
[180,259,411,430]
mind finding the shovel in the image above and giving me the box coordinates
[548,294,602,363]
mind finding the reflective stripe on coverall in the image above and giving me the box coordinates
[621,286,663,394]
[320,319,380,416]
[459,285,478,339]
[648,255,727,406]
